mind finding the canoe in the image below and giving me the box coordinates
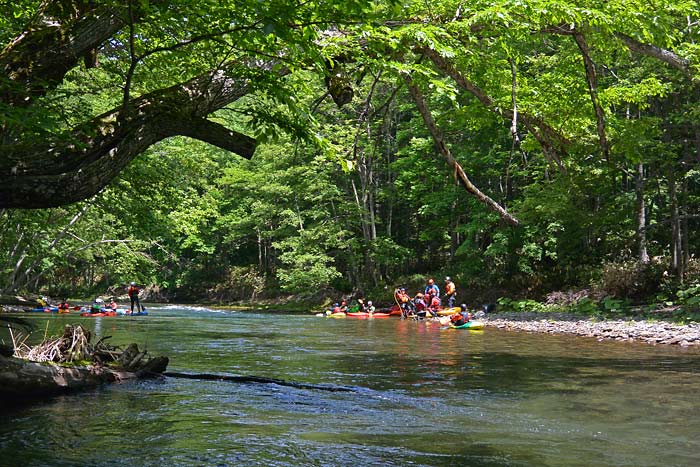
[346,312,391,318]
[80,311,117,317]
[449,320,485,330]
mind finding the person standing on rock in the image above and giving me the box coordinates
[127,282,143,314]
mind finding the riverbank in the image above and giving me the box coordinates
[482,311,700,347]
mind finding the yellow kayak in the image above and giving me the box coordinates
[436,307,461,316]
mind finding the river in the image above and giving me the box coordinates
[1,305,699,466]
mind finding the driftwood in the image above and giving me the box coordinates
[0,324,168,399]
[164,371,355,393]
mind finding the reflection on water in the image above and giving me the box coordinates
[1,307,700,466]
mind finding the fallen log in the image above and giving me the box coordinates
[0,353,168,399]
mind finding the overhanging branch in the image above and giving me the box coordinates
[403,72,520,226]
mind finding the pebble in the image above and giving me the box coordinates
[482,312,700,346]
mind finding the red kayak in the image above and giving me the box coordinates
[389,305,402,316]
[80,311,117,317]
[346,312,391,318]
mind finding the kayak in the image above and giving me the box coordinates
[389,305,402,316]
[123,310,149,316]
[449,320,485,330]
[346,312,391,318]
[26,306,59,313]
[80,311,117,317]
[115,308,148,316]
[436,307,461,316]
[329,312,347,319]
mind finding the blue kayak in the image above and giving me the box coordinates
[26,306,59,313]
[116,308,149,316]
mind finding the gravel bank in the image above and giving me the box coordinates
[483,312,700,347]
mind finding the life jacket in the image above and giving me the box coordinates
[450,313,461,322]
[128,286,140,297]
[58,302,69,310]
[430,296,441,309]
[445,281,455,295]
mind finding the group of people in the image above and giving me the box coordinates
[88,282,143,314]
[329,298,376,314]
[41,281,144,314]
[394,277,458,318]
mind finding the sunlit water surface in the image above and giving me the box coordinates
[1,306,699,466]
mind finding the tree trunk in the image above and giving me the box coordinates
[0,354,168,399]
[636,162,649,264]
[669,169,683,281]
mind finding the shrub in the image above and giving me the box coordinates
[594,260,663,301]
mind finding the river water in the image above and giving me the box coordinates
[1,305,700,466]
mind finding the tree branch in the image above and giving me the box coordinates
[0,3,138,109]
[0,61,279,208]
[419,46,568,173]
[402,72,520,226]
[176,118,256,158]
[615,32,692,78]
[573,32,609,160]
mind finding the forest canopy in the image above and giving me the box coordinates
[1,0,699,308]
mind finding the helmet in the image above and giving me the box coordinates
[333,303,339,307]
[460,303,467,311]
[95,298,103,303]
[428,279,434,285]
[367,301,372,305]
[400,287,405,291]
[445,276,451,282]
[130,281,136,286]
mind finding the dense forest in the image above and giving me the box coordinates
[1,0,699,310]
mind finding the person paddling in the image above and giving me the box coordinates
[91,298,103,314]
[450,304,472,326]
[127,282,142,314]
[58,299,70,313]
